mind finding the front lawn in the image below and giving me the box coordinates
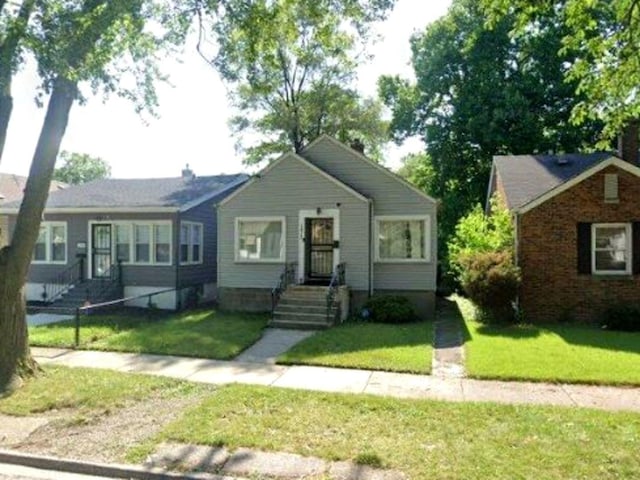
[29,309,269,360]
[0,366,195,416]
[150,384,640,479]
[277,320,432,373]
[456,296,640,385]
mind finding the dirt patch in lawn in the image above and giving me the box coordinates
[4,390,207,464]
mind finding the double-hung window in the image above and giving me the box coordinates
[235,217,285,262]
[592,223,631,274]
[33,222,67,264]
[113,222,171,265]
[180,222,203,264]
[375,216,430,262]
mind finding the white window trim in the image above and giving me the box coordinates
[32,221,68,265]
[180,221,204,265]
[235,216,286,263]
[591,222,632,275]
[374,215,431,263]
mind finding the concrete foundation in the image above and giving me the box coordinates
[218,287,273,312]
[219,286,435,321]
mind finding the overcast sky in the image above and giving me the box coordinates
[2,0,451,179]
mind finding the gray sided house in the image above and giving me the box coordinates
[0,173,66,247]
[1,170,248,310]
[217,135,437,324]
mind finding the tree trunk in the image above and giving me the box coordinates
[0,91,11,163]
[0,77,77,394]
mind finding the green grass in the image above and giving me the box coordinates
[0,366,196,416]
[455,296,640,385]
[29,308,269,360]
[277,320,432,373]
[152,384,640,479]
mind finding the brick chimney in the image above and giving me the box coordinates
[181,163,195,181]
[618,121,639,164]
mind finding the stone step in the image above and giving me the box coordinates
[269,319,332,330]
[278,298,328,308]
[275,304,335,314]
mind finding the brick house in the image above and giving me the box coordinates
[487,128,640,323]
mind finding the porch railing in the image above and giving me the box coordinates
[271,262,297,313]
[41,257,84,304]
[87,260,123,303]
[326,262,346,323]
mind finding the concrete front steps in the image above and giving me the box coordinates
[271,285,338,329]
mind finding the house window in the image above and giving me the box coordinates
[592,223,631,274]
[32,222,67,264]
[235,217,285,262]
[112,222,171,266]
[376,216,430,262]
[180,222,203,265]
[135,224,151,263]
[154,224,171,264]
[115,224,131,262]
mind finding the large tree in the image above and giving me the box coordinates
[0,0,36,162]
[206,0,394,165]
[379,0,601,251]
[0,0,188,394]
[482,0,640,145]
[53,151,111,184]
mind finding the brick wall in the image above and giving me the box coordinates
[518,165,640,323]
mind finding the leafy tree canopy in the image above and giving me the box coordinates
[379,0,601,252]
[207,0,394,164]
[482,0,640,146]
[53,151,111,184]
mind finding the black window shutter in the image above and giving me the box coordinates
[633,223,640,275]
[577,223,591,274]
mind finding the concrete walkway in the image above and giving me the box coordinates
[432,302,465,378]
[26,313,72,327]
[32,347,640,413]
[234,328,315,364]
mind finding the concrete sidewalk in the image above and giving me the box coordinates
[32,347,640,413]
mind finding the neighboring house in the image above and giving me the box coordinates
[487,129,640,323]
[217,135,437,325]
[0,173,66,247]
[0,168,248,309]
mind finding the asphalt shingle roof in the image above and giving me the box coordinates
[0,173,66,203]
[493,152,613,210]
[3,174,248,210]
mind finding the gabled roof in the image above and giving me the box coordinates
[491,152,613,211]
[0,173,66,203]
[0,173,248,213]
[302,134,437,204]
[218,151,370,207]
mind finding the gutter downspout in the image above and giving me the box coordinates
[368,199,374,297]
[175,211,181,310]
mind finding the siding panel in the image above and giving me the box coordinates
[303,138,437,291]
[218,155,370,290]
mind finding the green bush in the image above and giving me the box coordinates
[459,250,521,324]
[600,306,640,332]
[448,195,514,280]
[363,295,418,324]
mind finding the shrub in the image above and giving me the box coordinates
[459,250,520,324]
[600,306,640,332]
[448,195,514,280]
[363,295,418,324]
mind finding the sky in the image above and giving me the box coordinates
[2,0,451,179]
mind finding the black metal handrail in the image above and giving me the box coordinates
[271,262,297,313]
[326,262,346,323]
[87,261,123,303]
[42,257,84,304]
